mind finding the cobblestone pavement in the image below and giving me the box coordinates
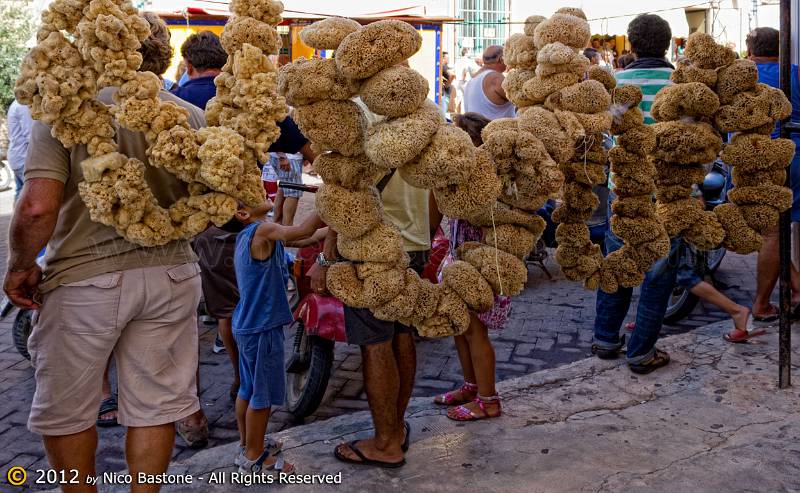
[0,182,763,488]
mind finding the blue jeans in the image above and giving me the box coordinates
[13,168,24,201]
[593,193,680,363]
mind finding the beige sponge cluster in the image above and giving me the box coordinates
[651,32,794,254]
[649,33,728,251]
[503,8,614,289]
[16,0,287,246]
[603,86,671,293]
[281,19,532,338]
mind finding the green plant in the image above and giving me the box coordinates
[0,0,35,116]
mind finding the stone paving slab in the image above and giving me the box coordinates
[133,321,800,493]
[0,183,773,490]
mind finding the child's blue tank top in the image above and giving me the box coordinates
[232,222,293,334]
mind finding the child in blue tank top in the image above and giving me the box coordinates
[230,200,323,474]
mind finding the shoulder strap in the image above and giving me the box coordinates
[375,168,397,193]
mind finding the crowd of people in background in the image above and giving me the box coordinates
[3,7,800,487]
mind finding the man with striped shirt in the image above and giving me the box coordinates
[592,14,677,374]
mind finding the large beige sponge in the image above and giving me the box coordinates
[504,34,537,70]
[277,57,360,106]
[315,183,383,238]
[442,261,494,313]
[292,99,366,156]
[533,12,590,50]
[335,20,422,79]
[364,99,443,169]
[400,125,477,188]
[299,17,361,50]
[360,65,429,117]
[220,16,281,55]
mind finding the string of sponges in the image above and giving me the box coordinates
[650,32,793,254]
[280,19,533,338]
[15,0,287,246]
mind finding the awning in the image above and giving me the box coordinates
[588,7,690,38]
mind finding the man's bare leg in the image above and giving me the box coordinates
[336,339,403,463]
[754,228,800,317]
[42,428,98,493]
[281,197,299,226]
[272,190,285,224]
[99,360,117,423]
[217,318,240,397]
[689,281,750,331]
[392,331,416,437]
[127,424,175,493]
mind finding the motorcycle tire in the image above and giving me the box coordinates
[663,287,700,324]
[0,163,12,192]
[13,309,33,361]
[285,324,334,419]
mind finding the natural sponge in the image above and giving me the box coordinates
[504,34,538,70]
[292,99,366,156]
[364,99,443,169]
[533,11,590,50]
[360,65,429,117]
[277,57,360,106]
[299,17,361,50]
[400,125,477,188]
[220,16,281,55]
[442,261,494,313]
[335,20,422,79]
[315,183,383,238]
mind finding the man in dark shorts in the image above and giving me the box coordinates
[316,173,441,467]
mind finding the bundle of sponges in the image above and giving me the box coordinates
[280,18,530,338]
[17,0,288,246]
[649,33,727,251]
[510,8,611,288]
[502,15,545,109]
[602,85,670,292]
[75,0,151,87]
[677,33,795,253]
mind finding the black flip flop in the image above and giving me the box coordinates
[97,395,118,428]
[334,440,406,469]
[401,421,410,453]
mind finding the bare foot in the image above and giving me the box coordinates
[335,438,403,464]
[731,306,751,332]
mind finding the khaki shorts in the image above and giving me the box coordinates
[28,263,202,435]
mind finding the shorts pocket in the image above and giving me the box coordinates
[166,263,202,315]
[58,272,122,335]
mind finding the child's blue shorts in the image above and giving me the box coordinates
[235,328,285,409]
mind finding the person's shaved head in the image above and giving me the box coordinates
[482,45,506,72]
[483,45,504,64]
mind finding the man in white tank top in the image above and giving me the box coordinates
[462,45,516,120]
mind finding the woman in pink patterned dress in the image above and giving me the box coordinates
[433,113,512,421]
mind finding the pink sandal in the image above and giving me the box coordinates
[447,396,502,421]
[434,382,478,406]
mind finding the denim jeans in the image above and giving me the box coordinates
[13,168,24,201]
[593,192,680,363]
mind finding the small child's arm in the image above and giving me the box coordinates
[255,212,325,245]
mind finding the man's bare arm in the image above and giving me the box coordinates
[8,178,63,270]
[4,178,64,308]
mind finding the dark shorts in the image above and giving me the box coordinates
[344,250,429,346]
[193,227,239,319]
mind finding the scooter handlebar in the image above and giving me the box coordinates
[277,181,319,193]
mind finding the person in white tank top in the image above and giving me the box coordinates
[462,45,516,120]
